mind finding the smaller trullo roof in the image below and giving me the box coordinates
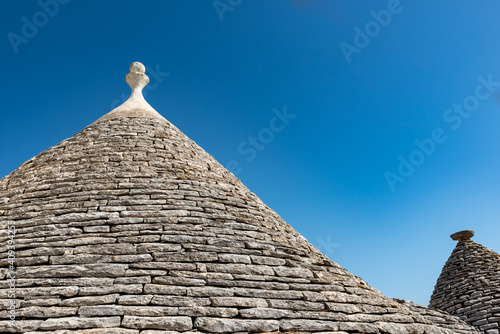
[0,62,477,333]
[430,230,500,334]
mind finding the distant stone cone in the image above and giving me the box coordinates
[430,231,500,334]
[0,63,476,333]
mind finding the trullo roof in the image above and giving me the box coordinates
[430,230,500,334]
[0,62,476,333]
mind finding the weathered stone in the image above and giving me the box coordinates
[187,286,234,297]
[168,271,233,281]
[17,306,78,318]
[27,329,139,334]
[0,320,42,332]
[233,287,302,299]
[280,319,339,331]
[122,316,192,330]
[240,307,294,318]
[218,253,251,264]
[24,277,114,287]
[152,251,217,262]
[152,276,205,286]
[326,302,362,313]
[178,306,238,317]
[137,243,182,253]
[79,284,143,295]
[130,262,196,271]
[274,266,314,278]
[81,329,139,334]
[450,230,475,241]
[60,294,118,306]
[337,321,380,332]
[118,235,161,243]
[118,295,153,305]
[16,264,128,278]
[115,276,151,284]
[207,238,245,248]
[205,263,274,276]
[0,286,79,298]
[194,317,279,332]
[210,296,268,308]
[4,256,49,266]
[39,316,121,330]
[250,255,286,266]
[79,305,123,317]
[268,298,326,311]
[121,306,178,317]
[160,235,206,245]
[143,284,186,295]
[49,254,111,264]
[83,225,110,233]
[21,298,60,307]
[73,243,136,254]
[151,296,210,307]
[124,269,167,276]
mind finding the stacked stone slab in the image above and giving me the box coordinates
[0,63,477,333]
[430,230,500,334]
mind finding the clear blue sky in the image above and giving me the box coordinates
[1,0,500,306]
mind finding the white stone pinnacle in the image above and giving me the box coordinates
[94,61,167,123]
[126,62,149,94]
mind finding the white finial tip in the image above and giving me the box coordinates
[126,62,149,91]
[130,62,146,74]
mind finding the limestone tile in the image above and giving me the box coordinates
[121,316,192,330]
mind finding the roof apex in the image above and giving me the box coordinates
[450,229,474,241]
[93,61,167,124]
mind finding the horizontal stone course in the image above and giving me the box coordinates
[61,294,119,306]
[16,264,128,278]
[194,317,280,333]
[39,316,121,330]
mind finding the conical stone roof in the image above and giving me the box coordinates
[0,63,476,333]
[430,230,500,333]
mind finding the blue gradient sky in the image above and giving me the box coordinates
[1,0,500,305]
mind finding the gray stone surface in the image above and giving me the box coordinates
[430,235,500,333]
[122,316,192,330]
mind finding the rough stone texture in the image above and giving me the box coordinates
[0,63,478,333]
[430,237,500,333]
[451,230,475,241]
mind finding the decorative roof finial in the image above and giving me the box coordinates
[126,62,149,94]
[450,230,474,242]
[94,61,167,123]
